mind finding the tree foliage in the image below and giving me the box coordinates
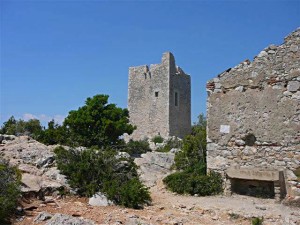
[1,95,135,148]
[0,116,43,138]
[0,158,21,223]
[63,95,135,147]
[37,120,68,145]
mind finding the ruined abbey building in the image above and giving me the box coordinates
[128,52,191,140]
[206,28,300,201]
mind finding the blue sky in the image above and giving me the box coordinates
[1,0,299,126]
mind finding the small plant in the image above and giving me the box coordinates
[156,138,182,152]
[252,217,263,225]
[229,213,240,219]
[152,135,164,144]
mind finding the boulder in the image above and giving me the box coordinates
[170,148,180,154]
[21,173,62,194]
[134,152,175,187]
[88,192,113,206]
[43,167,69,187]
[0,135,55,166]
[45,213,96,225]
[116,151,131,160]
[34,212,53,223]
[0,135,68,196]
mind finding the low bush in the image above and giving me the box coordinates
[54,146,151,208]
[152,135,164,144]
[0,158,21,223]
[104,178,151,208]
[122,139,151,156]
[163,171,223,196]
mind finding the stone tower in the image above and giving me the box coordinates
[127,52,191,140]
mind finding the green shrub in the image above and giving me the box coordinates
[174,134,206,172]
[163,171,223,196]
[252,217,263,225]
[54,146,151,208]
[162,171,191,194]
[122,139,151,156]
[162,113,220,196]
[104,178,151,209]
[0,159,21,223]
[152,135,164,144]
[156,138,182,153]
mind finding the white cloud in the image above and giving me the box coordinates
[23,113,37,121]
[53,115,65,124]
[22,113,66,125]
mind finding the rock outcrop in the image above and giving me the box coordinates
[34,213,96,225]
[0,135,68,196]
[134,152,175,187]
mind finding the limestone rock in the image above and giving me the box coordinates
[21,173,62,194]
[235,86,244,92]
[286,169,298,181]
[45,213,95,225]
[0,135,55,166]
[257,50,268,58]
[34,212,53,223]
[235,139,245,146]
[116,151,131,160]
[287,81,300,92]
[170,148,180,154]
[0,135,68,195]
[134,152,175,187]
[88,193,113,206]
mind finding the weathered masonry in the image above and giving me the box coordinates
[128,52,191,140]
[206,28,300,201]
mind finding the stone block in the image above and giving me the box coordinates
[287,81,300,92]
[226,166,280,181]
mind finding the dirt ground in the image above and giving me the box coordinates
[13,179,300,225]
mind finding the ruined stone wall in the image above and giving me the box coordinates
[128,52,191,140]
[206,28,300,198]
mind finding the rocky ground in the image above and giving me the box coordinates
[1,135,299,225]
[13,182,300,225]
